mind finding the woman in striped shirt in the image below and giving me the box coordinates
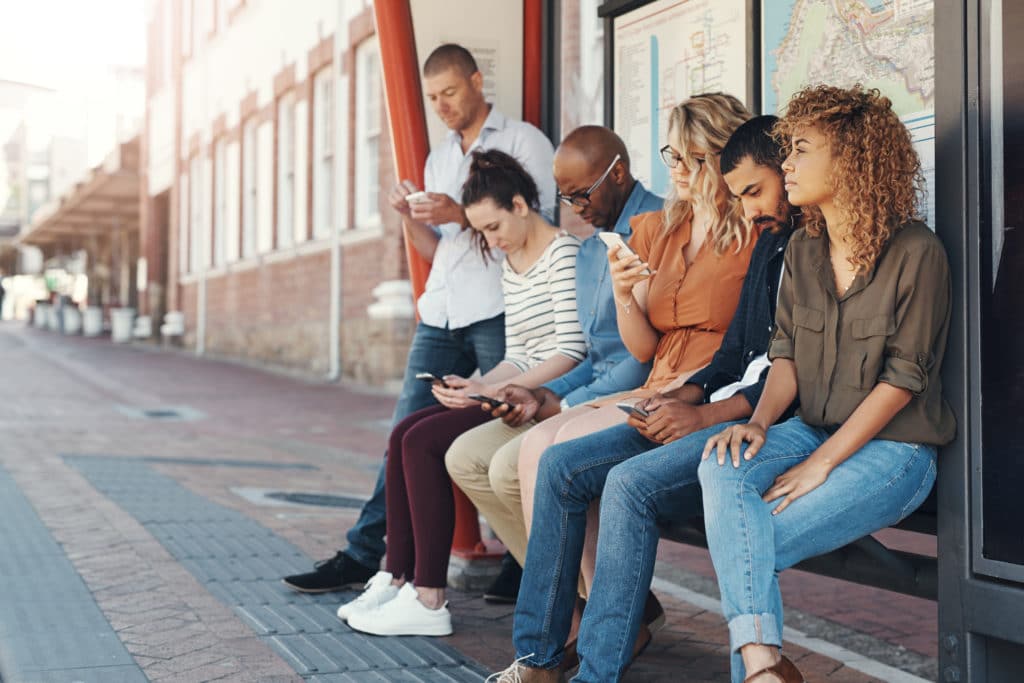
[343,149,586,638]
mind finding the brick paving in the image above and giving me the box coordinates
[0,324,937,681]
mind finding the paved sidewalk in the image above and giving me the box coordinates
[0,324,937,681]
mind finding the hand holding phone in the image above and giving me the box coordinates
[597,232,652,276]
[468,393,516,411]
[415,372,449,388]
[405,191,432,204]
[616,400,650,419]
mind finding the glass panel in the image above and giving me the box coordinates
[981,0,1024,567]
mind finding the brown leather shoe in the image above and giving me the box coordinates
[487,660,565,683]
[743,654,804,683]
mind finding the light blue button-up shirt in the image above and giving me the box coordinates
[416,107,556,330]
[544,181,663,405]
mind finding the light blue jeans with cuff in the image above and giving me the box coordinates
[697,416,937,683]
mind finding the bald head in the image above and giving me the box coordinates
[556,125,631,173]
[553,126,636,229]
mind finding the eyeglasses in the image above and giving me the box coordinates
[660,145,707,170]
[556,153,621,208]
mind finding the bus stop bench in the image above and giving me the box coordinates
[658,490,938,601]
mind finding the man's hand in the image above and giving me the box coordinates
[388,180,420,217]
[631,396,707,444]
[484,385,542,427]
[409,192,468,227]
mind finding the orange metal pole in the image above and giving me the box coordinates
[523,0,543,128]
[373,0,432,305]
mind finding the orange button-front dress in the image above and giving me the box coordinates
[627,209,761,392]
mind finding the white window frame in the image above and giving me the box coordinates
[189,154,204,272]
[178,172,190,275]
[241,118,258,258]
[312,69,335,239]
[213,137,227,266]
[354,38,382,229]
[276,94,296,249]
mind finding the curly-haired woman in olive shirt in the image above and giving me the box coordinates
[698,85,955,683]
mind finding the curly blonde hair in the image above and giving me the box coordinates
[663,93,752,254]
[775,84,924,271]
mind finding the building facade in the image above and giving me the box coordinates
[144,0,412,384]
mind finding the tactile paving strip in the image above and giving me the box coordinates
[65,456,488,682]
[0,465,147,682]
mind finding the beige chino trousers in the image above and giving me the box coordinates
[445,418,533,565]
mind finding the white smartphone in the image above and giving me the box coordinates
[405,191,432,204]
[597,232,651,276]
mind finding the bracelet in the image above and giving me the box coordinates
[615,296,633,314]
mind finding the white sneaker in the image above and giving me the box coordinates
[336,571,399,621]
[346,583,453,636]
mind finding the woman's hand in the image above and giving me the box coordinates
[762,456,832,515]
[431,375,485,409]
[702,422,768,468]
[607,246,653,304]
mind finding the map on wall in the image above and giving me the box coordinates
[613,0,749,198]
[762,0,936,225]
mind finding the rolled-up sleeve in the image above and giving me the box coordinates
[767,245,796,362]
[878,241,951,395]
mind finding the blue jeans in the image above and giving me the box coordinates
[343,315,506,568]
[513,422,657,669]
[697,416,937,683]
[572,421,740,682]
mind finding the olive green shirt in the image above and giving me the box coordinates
[768,222,956,445]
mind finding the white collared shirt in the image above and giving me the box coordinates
[416,107,556,329]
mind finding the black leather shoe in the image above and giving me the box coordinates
[282,551,376,593]
[483,552,522,604]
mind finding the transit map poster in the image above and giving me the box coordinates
[612,0,749,198]
[762,0,936,226]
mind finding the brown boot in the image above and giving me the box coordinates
[743,654,804,683]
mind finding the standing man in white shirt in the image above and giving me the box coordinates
[284,43,555,594]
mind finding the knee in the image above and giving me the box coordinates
[444,433,473,480]
[519,423,555,470]
[697,455,742,497]
[487,457,518,502]
[535,441,575,490]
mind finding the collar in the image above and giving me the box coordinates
[811,225,888,300]
[610,181,654,236]
[446,105,505,146]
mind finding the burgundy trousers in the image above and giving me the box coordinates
[385,403,493,588]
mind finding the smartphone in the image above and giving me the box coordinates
[415,372,449,388]
[468,393,516,411]
[596,232,652,276]
[615,400,650,418]
[405,191,432,204]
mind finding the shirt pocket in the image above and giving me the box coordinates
[792,304,825,375]
[848,314,897,389]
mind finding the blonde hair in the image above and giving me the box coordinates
[663,93,752,254]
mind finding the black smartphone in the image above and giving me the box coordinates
[415,372,449,388]
[615,400,650,418]
[468,393,515,411]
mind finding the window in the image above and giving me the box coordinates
[189,155,204,271]
[354,38,382,228]
[241,118,258,258]
[312,69,335,238]
[213,138,227,266]
[276,94,296,248]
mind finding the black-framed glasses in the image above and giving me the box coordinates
[556,153,621,208]
[660,145,707,170]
